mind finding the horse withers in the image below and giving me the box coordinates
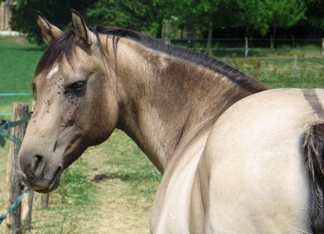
[18,10,324,233]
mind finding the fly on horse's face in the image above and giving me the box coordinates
[18,11,119,192]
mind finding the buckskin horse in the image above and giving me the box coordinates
[18,10,324,233]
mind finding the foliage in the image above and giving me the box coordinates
[303,0,324,30]
[230,0,306,38]
[10,0,314,44]
[11,0,97,44]
[85,0,165,38]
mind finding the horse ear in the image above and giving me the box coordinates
[37,12,62,44]
[71,9,95,46]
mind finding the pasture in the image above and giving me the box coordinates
[0,35,324,233]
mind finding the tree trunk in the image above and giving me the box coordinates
[155,21,163,39]
[271,26,277,49]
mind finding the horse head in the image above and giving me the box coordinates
[18,10,119,192]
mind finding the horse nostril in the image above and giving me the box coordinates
[33,155,46,176]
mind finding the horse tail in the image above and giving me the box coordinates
[303,123,324,233]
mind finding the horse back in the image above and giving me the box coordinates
[198,88,324,233]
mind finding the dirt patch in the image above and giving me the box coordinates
[88,179,151,234]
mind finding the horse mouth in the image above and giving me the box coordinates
[34,167,63,193]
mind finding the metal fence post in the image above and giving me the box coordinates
[245,37,249,57]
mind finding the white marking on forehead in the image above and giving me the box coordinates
[46,63,60,80]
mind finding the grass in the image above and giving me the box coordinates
[0,35,324,233]
[0,36,43,115]
[223,56,324,88]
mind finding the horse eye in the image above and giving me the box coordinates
[32,83,37,100]
[70,81,85,90]
[64,81,86,96]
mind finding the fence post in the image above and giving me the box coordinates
[6,102,28,234]
[39,194,49,209]
[294,55,298,79]
[21,190,34,230]
[245,37,248,57]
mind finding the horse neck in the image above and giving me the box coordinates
[112,38,263,173]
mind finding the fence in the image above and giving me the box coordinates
[6,102,30,233]
[2,102,49,233]
[170,38,324,57]
[0,93,32,117]
[168,38,324,88]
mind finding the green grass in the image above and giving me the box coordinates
[218,46,322,58]
[0,36,43,115]
[224,56,324,88]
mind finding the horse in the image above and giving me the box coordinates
[18,10,324,233]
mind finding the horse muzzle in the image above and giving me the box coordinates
[18,153,63,193]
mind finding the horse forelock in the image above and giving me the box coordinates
[34,29,77,79]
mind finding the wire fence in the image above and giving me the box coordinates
[169,38,324,88]
[220,56,324,88]
[0,93,32,117]
[170,38,323,52]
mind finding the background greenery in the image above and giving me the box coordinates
[10,0,324,45]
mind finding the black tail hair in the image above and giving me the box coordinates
[304,123,324,233]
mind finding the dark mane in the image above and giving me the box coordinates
[35,25,266,93]
[91,25,266,93]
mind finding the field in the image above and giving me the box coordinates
[0,36,324,233]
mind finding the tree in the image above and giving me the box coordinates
[11,0,97,44]
[303,0,324,34]
[263,0,306,48]
[85,0,165,38]
[157,0,224,51]
[235,0,306,48]
[234,0,269,36]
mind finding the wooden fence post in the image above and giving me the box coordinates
[293,55,298,79]
[6,102,28,234]
[21,190,34,230]
[39,194,49,209]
